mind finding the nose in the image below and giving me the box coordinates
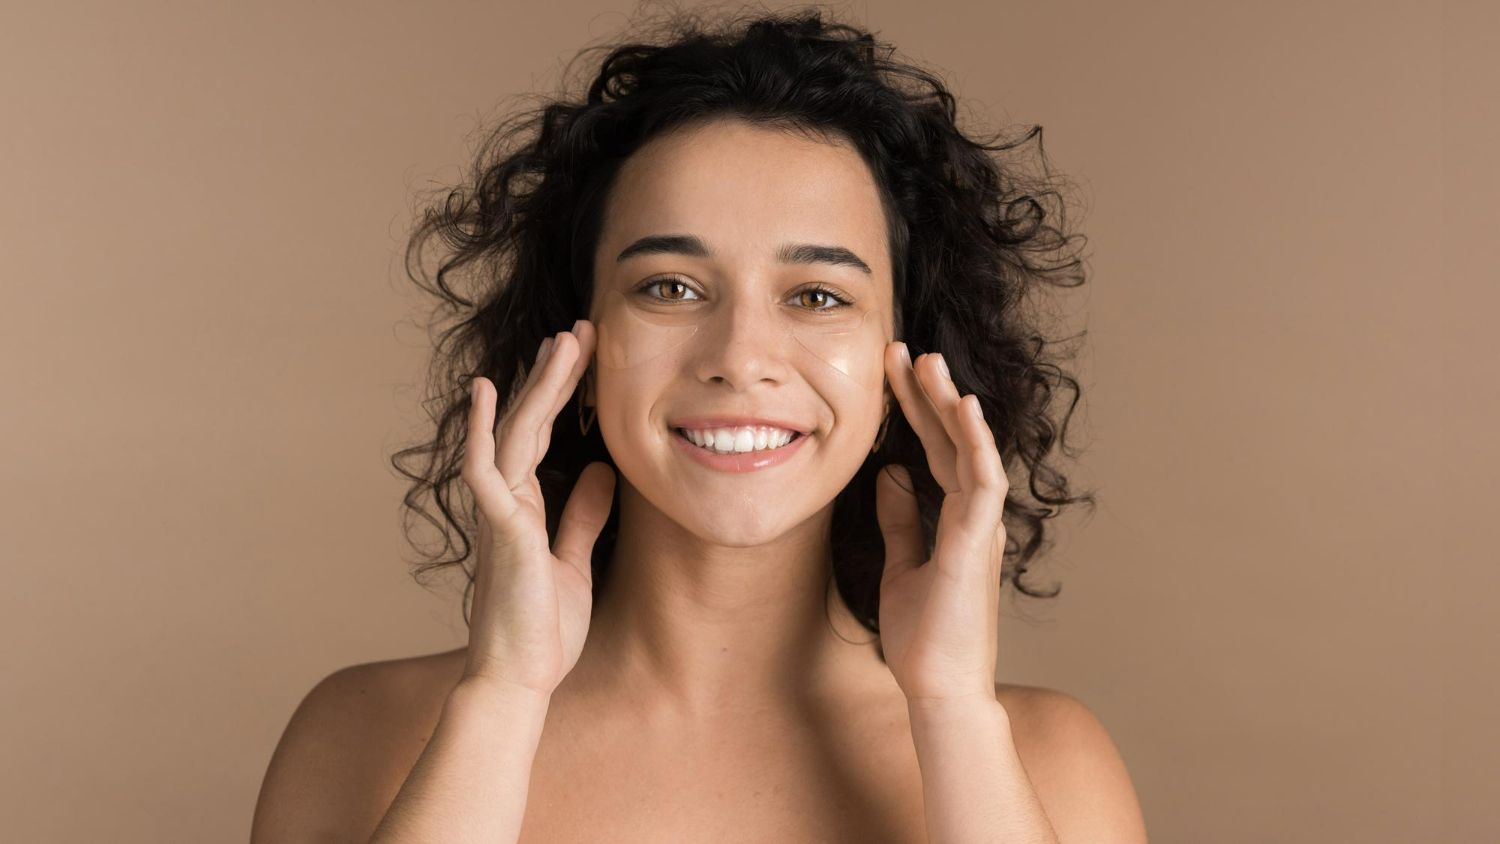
[690,294,793,390]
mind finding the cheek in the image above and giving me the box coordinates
[781,311,890,392]
[804,371,886,444]
[593,367,668,444]
[810,335,888,394]
[593,289,700,370]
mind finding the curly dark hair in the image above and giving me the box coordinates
[390,4,1097,653]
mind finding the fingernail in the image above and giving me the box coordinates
[572,319,584,334]
[935,353,949,380]
[899,342,911,366]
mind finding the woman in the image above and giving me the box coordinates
[253,8,1146,842]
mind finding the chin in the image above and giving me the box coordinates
[678,504,805,547]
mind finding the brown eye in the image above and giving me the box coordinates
[636,276,703,302]
[795,285,853,311]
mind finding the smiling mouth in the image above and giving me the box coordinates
[670,427,807,454]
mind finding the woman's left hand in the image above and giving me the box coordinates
[875,341,1010,707]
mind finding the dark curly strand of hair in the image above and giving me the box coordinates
[390,4,1097,655]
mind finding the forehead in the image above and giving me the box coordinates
[598,118,891,277]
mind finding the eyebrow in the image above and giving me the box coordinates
[615,234,873,275]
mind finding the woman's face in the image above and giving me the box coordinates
[587,117,895,545]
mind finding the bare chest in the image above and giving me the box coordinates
[514,703,929,843]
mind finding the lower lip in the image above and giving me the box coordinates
[670,428,810,472]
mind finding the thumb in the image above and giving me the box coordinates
[876,464,924,581]
[552,462,616,583]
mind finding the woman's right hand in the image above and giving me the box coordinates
[460,320,615,699]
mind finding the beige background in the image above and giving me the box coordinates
[2,1,1493,840]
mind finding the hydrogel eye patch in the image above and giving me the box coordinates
[592,287,892,390]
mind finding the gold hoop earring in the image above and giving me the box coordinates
[579,371,596,436]
[871,412,891,453]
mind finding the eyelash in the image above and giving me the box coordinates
[635,275,853,311]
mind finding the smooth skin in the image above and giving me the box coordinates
[448,321,1078,842]
[460,321,611,699]
[257,331,1149,844]
[254,118,1146,843]
[462,323,1002,705]
[875,343,1009,708]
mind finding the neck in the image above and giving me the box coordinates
[568,480,890,721]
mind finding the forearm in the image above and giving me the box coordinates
[369,678,551,844]
[907,696,1059,844]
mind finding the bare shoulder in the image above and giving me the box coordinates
[994,683,1150,843]
[250,648,467,843]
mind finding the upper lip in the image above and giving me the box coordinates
[669,416,813,435]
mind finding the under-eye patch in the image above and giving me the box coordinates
[593,286,892,391]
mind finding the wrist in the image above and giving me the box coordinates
[452,674,555,715]
[905,690,1010,727]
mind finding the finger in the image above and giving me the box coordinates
[958,393,1008,496]
[550,321,594,416]
[495,330,580,486]
[913,351,964,433]
[934,378,1006,503]
[949,393,1008,545]
[875,464,924,582]
[888,346,960,494]
[487,332,553,506]
[885,343,947,443]
[885,343,958,488]
[532,321,596,462]
[552,460,616,583]
[919,363,1009,568]
[463,376,521,525]
[495,333,555,440]
[914,352,986,495]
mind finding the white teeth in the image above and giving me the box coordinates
[679,426,796,454]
